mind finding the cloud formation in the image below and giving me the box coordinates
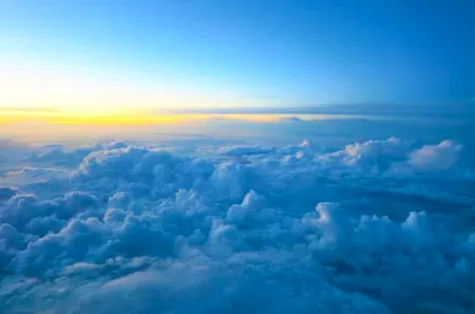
[0,137,474,313]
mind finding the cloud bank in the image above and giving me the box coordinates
[0,137,474,313]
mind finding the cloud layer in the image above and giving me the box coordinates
[1,137,474,313]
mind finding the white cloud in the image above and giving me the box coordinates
[408,140,462,172]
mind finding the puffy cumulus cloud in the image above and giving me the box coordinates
[0,137,474,313]
[408,140,463,172]
[303,203,475,312]
[28,141,128,167]
[316,137,414,174]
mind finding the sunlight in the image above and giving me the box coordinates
[0,105,293,125]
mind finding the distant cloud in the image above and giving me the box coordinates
[279,116,305,123]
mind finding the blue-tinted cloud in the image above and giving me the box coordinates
[0,138,474,313]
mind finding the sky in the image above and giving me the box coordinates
[0,0,474,116]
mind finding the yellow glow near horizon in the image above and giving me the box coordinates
[0,58,291,126]
[0,110,286,125]
[47,114,208,125]
[0,56,287,125]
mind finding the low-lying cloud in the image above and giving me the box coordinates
[1,137,474,313]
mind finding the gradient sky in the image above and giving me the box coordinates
[1,0,474,113]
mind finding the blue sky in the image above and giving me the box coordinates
[0,0,474,110]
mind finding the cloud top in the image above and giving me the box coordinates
[0,137,474,313]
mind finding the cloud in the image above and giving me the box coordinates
[29,141,127,167]
[219,145,275,157]
[0,186,17,201]
[0,138,474,313]
[279,116,305,123]
[408,140,462,172]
